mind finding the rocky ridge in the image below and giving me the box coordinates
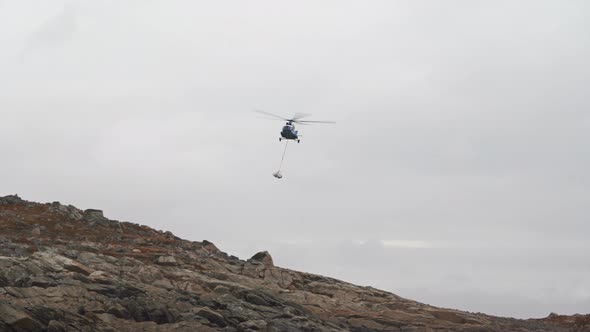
[0,195,586,332]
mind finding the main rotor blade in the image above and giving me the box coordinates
[254,110,289,121]
[256,116,284,121]
[292,113,311,121]
[295,120,336,124]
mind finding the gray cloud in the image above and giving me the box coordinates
[1,0,589,318]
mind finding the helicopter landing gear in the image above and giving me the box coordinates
[297,139,300,143]
[279,138,282,142]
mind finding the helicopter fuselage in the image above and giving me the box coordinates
[280,123,300,142]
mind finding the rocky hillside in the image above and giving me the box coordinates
[0,195,586,332]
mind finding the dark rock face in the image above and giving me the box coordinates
[0,196,583,331]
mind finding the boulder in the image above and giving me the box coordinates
[0,303,44,332]
[31,227,41,236]
[196,308,227,327]
[249,251,274,268]
[83,209,110,225]
[47,320,66,332]
[156,256,178,266]
[84,209,105,219]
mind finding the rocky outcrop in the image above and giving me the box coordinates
[0,196,583,331]
[0,194,26,205]
[250,251,274,268]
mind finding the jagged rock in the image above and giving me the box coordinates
[31,251,93,276]
[245,293,272,306]
[238,320,267,331]
[0,302,44,332]
[196,308,227,327]
[84,209,105,219]
[30,276,58,288]
[83,209,112,226]
[88,270,113,284]
[249,251,274,268]
[242,252,275,279]
[51,204,84,221]
[47,320,66,332]
[202,240,220,254]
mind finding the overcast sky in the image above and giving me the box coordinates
[1,0,589,319]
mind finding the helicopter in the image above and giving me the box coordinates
[255,110,335,143]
